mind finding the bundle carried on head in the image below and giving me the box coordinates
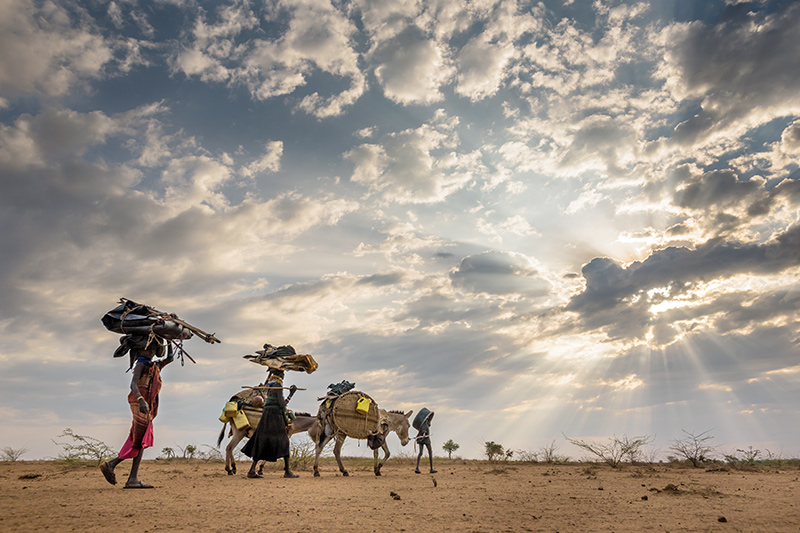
[102,298,220,343]
[102,297,221,368]
[102,298,193,340]
[243,343,318,374]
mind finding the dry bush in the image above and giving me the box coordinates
[669,429,716,467]
[1,446,28,462]
[565,434,653,468]
[52,428,113,465]
[289,436,316,471]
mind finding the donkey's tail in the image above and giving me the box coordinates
[217,421,228,448]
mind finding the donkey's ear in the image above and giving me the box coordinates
[405,410,413,418]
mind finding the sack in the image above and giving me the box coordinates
[356,397,371,415]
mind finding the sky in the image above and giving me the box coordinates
[1,0,799,463]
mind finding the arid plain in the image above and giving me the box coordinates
[1,458,799,532]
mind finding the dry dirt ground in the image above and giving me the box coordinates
[1,459,799,532]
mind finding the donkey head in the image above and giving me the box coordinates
[391,410,413,446]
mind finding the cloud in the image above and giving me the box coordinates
[241,140,283,176]
[352,222,446,260]
[675,170,763,212]
[450,250,551,299]
[345,110,479,203]
[172,0,366,118]
[0,0,114,97]
[566,224,800,343]
[781,120,800,152]
[476,214,539,244]
[656,2,800,146]
[371,25,454,105]
[455,35,514,101]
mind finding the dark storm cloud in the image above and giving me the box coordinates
[566,224,800,338]
[747,178,800,218]
[664,1,800,145]
[675,170,761,210]
[672,168,800,229]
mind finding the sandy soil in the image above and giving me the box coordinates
[1,459,799,532]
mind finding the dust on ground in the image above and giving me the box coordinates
[1,459,799,532]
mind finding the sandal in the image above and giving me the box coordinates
[100,462,116,485]
[123,481,154,489]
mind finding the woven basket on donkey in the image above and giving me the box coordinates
[330,391,380,439]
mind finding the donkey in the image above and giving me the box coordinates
[217,410,317,475]
[310,408,412,477]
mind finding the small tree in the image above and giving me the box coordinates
[485,441,504,462]
[669,429,716,467]
[161,447,175,459]
[53,429,113,464]
[565,434,653,468]
[442,439,460,459]
[1,446,28,461]
[182,444,197,459]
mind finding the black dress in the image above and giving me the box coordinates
[241,386,290,462]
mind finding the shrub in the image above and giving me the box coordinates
[565,434,653,468]
[1,446,28,461]
[669,429,716,467]
[53,428,113,464]
[724,446,761,468]
[160,447,176,459]
[540,439,567,463]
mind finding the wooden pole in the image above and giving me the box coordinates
[242,386,307,390]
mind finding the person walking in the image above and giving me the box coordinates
[100,335,173,488]
[413,408,437,474]
[241,369,299,478]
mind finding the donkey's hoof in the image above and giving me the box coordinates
[227,470,235,476]
[342,471,349,477]
[314,471,321,477]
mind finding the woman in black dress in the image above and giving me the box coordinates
[242,370,298,478]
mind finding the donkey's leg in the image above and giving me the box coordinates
[219,423,232,474]
[333,435,349,477]
[373,448,382,476]
[226,427,244,475]
[382,441,391,464]
[308,427,333,477]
